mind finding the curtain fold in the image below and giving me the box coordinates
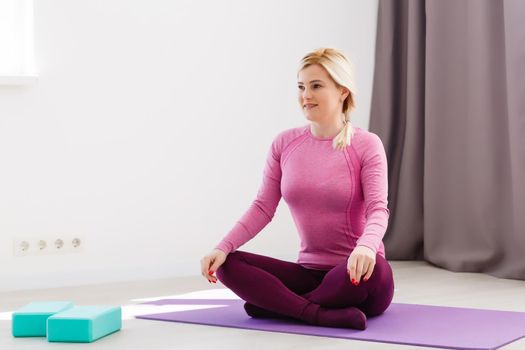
[371,0,525,280]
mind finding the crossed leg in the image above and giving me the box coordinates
[215,250,372,329]
[215,250,325,323]
[302,253,395,317]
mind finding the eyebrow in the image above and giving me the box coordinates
[297,80,324,85]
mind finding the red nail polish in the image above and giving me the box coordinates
[364,277,368,282]
[351,279,355,283]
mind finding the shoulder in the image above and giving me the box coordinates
[271,124,309,153]
[274,124,309,142]
[349,128,386,160]
[351,127,383,146]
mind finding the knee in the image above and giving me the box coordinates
[216,250,244,281]
[366,293,394,317]
[216,266,226,282]
[361,280,395,317]
[368,258,392,284]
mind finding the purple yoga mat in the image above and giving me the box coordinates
[135,298,525,350]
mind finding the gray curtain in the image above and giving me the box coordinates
[371,0,525,280]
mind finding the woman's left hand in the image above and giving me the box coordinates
[347,245,376,285]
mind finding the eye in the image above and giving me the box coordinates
[297,84,322,90]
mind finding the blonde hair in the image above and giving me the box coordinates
[298,48,357,150]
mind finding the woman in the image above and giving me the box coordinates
[200,48,394,330]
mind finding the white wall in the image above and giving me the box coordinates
[0,0,379,292]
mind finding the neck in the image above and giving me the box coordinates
[310,119,346,139]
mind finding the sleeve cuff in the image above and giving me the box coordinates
[354,242,377,255]
[214,242,232,255]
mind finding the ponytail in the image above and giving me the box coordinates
[333,116,355,151]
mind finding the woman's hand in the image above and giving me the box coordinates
[200,248,227,283]
[347,245,376,285]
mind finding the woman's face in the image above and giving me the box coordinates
[297,64,348,123]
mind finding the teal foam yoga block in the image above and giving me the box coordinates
[12,301,74,337]
[47,305,121,343]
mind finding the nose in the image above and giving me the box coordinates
[301,86,313,100]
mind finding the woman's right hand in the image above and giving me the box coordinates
[200,248,228,283]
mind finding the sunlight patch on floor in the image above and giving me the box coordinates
[129,288,241,302]
[0,312,12,321]
[121,303,228,320]
[124,288,241,320]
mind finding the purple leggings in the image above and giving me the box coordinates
[216,250,395,323]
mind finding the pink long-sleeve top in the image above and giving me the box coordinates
[215,123,390,270]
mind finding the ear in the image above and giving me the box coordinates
[340,87,350,101]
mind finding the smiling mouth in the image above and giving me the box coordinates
[304,104,318,110]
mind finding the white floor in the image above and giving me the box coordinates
[2,260,525,350]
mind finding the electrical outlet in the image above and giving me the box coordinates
[12,239,31,256]
[12,235,85,257]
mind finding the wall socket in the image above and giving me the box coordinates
[12,235,85,257]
